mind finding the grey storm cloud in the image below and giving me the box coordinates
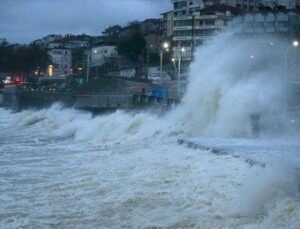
[0,0,172,44]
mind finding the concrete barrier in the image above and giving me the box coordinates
[0,93,3,106]
[75,94,134,109]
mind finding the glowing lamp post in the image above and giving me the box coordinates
[160,42,169,79]
[285,40,299,79]
[48,65,53,77]
[94,49,98,78]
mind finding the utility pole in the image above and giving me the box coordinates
[86,51,90,83]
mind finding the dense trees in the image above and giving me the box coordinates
[0,42,50,75]
[117,33,146,63]
[116,23,147,79]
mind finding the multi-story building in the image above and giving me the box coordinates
[47,48,72,76]
[171,0,204,62]
[172,0,204,17]
[161,11,174,38]
[203,0,297,10]
[165,0,299,67]
[232,10,300,38]
[257,0,296,9]
[172,3,242,61]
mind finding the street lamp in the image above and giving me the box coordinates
[171,57,177,79]
[177,47,185,99]
[160,42,169,79]
[284,40,299,79]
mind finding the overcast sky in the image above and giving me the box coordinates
[0,0,172,44]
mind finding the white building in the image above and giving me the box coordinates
[203,0,296,10]
[161,10,174,38]
[257,0,296,9]
[172,3,241,61]
[47,49,72,76]
[232,10,298,38]
[172,0,204,17]
[90,45,118,67]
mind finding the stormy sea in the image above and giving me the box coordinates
[1,32,300,228]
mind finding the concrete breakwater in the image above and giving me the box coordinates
[178,138,266,167]
[0,90,4,106]
[1,85,176,112]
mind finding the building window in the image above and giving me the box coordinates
[174,30,192,37]
[255,22,264,28]
[194,29,215,36]
[181,41,192,46]
[53,50,62,55]
[265,22,275,27]
[178,1,187,8]
[174,20,193,26]
[205,20,215,26]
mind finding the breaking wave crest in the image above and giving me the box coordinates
[16,32,295,142]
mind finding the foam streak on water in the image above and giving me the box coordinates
[1,32,300,228]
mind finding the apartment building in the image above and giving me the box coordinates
[47,48,72,76]
[203,0,256,11]
[172,3,242,61]
[203,0,297,10]
[232,10,300,38]
[161,11,174,38]
[257,0,296,9]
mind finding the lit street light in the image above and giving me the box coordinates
[284,40,299,79]
[160,42,169,79]
[171,57,177,79]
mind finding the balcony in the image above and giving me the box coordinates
[194,15,217,20]
[254,28,264,33]
[265,14,275,22]
[265,27,275,33]
[194,25,223,30]
[276,14,288,21]
[193,36,213,40]
[174,15,193,20]
[277,27,289,32]
[244,28,254,33]
[173,36,193,41]
[173,26,193,30]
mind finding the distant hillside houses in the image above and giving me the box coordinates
[33,34,63,48]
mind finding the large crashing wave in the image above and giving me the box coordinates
[171,32,292,137]
[15,31,295,141]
